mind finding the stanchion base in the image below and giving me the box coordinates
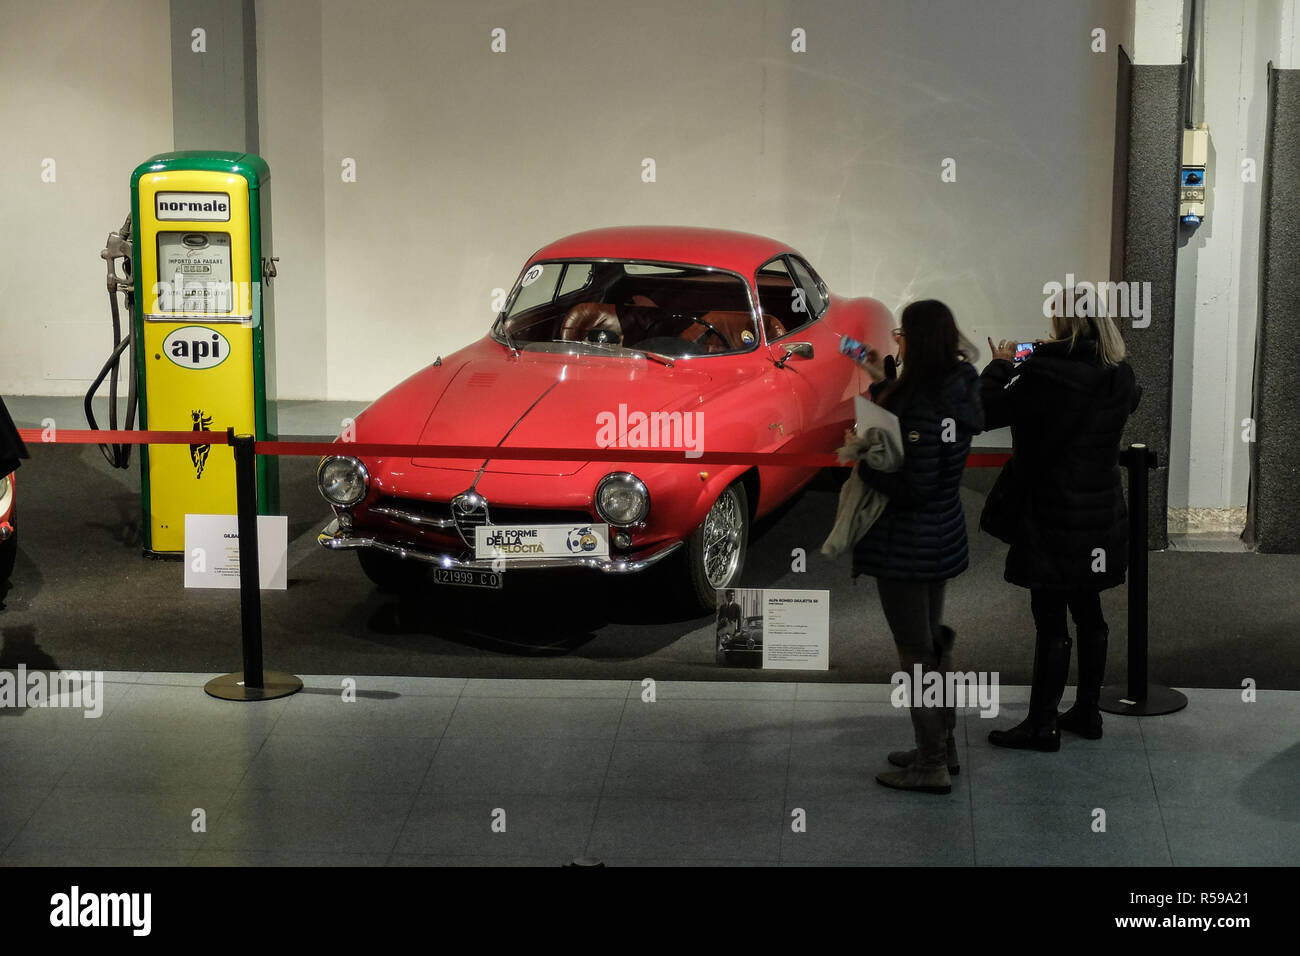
[205,671,303,701]
[1098,683,1188,716]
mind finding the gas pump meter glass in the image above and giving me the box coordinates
[156,231,233,314]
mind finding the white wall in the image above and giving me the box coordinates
[1170,0,1290,513]
[0,0,173,398]
[257,0,327,401]
[251,0,1128,403]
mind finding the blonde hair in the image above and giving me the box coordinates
[1047,293,1127,367]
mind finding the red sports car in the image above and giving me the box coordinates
[0,471,15,585]
[317,226,893,609]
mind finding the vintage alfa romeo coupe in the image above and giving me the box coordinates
[317,226,892,609]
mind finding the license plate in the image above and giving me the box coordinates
[432,568,503,589]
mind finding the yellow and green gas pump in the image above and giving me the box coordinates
[128,151,278,555]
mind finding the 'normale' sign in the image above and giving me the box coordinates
[155,191,231,222]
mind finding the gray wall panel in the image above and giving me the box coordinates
[1111,50,1186,549]
[1247,67,1300,552]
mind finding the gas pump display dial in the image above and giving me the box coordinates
[156,231,233,314]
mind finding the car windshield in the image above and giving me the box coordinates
[492,260,759,358]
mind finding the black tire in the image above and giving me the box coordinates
[681,481,749,613]
[357,548,427,593]
[0,504,15,584]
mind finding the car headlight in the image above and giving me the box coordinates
[317,456,369,507]
[595,472,649,527]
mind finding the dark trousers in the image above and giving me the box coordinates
[876,578,947,658]
[877,577,955,752]
[1029,588,1105,635]
[1027,588,1109,716]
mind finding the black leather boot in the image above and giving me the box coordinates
[1059,624,1107,739]
[988,627,1071,752]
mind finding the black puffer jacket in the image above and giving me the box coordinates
[980,338,1139,591]
[851,363,984,580]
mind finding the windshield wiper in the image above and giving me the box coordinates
[550,339,674,367]
[497,316,519,354]
[636,349,675,367]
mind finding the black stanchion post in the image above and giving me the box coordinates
[234,431,264,689]
[205,429,302,702]
[1099,443,1187,717]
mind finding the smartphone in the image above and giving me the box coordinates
[1015,342,1036,362]
[839,335,870,362]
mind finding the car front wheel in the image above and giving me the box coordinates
[682,482,748,612]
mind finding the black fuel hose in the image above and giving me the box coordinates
[86,215,137,469]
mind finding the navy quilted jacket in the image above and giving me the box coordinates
[851,362,984,580]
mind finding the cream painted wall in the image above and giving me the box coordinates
[1168,0,1296,511]
[256,0,327,401]
[0,0,174,398]
[257,0,1128,403]
[0,0,1128,413]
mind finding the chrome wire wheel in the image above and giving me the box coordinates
[678,480,749,613]
[701,485,744,589]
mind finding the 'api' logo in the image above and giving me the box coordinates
[163,326,230,369]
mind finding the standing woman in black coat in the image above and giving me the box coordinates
[981,306,1139,750]
[853,300,984,794]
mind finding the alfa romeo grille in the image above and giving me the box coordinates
[450,491,489,547]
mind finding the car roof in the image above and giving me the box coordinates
[529,226,800,277]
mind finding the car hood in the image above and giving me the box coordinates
[411,354,716,476]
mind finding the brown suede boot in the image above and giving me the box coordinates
[886,736,960,774]
[877,652,952,794]
[887,626,960,773]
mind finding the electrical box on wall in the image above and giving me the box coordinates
[1180,125,1209,226]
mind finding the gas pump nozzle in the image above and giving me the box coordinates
[87,213,138,469]
[101,214,133,295]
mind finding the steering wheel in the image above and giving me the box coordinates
[683,315,729,349]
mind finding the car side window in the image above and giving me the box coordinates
[756,256,814,339]
[508,263,562,315]
[557,263,593,298]
[788,257,828,318]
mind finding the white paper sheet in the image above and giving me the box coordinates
[854,394,902,448]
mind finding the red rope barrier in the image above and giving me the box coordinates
[17,428,228,445]
[16,427,1012,468]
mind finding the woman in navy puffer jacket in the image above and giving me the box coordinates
[852,300,984,795]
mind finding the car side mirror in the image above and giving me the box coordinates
[774,342,814,368]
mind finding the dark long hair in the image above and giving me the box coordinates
[876,299,968,412]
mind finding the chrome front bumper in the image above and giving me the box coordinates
[316,518,682,574]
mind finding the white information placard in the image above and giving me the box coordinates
[761,589,830,670]
[183,514,288,590]
[715,588,829,670]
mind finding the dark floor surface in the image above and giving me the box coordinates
[2,444,1297,688]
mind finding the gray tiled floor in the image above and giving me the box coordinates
[0,673,1296,866]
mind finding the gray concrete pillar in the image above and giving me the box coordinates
[1245,67,1300,552]
[1110,48,1187,549]
[170,0,259,152]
